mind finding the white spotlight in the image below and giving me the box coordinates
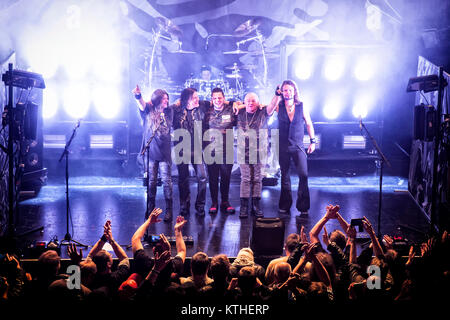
[323,55,346,81]
[63,83,90,119]
[323,100,341,120]
[93,86,121,119]
[352,104,368,118]
[42,86,59,119]
[352,93,373,118]
[354,56,376,81]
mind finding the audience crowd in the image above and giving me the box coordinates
[1,205,448,306]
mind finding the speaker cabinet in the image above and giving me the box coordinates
[250,218,285,257]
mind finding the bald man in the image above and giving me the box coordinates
[235,92,269,218]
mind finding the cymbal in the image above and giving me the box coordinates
[225,73,242,79]
[234,18,262,36]
[225,64,240,70]
[172,49,196,54]
[223,49,249,55]
[249,51,280,58]
[155,16,182,37]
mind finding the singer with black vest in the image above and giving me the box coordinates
[132,85,174,222]
[267,80,316,217]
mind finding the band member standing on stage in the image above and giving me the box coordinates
[267,80,316,217]
[204,87,236,214]
[173,88,208,217]
[235,93,267,219]
[132,85,174,222]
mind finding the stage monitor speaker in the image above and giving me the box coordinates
[250,217,285,256]
[414,104,435,141]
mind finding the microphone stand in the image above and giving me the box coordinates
[59,120,87,247]
[360,118,391,238]
[141,114,164,241]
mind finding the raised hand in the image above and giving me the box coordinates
[132,85,141,95]
[300,225,309,243]
[67,243,83,265]
[148,208,163,224]
[104,220,113,242]
[383,235,394,250]
[304,243,317,262]
[159,233,171,253]
[174,216,187,233]
[362,216,375,235]
[154,250,171,272]
[406,245,416,266]
[325,204,339,220]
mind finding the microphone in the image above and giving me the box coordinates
[359,116,362,130]
[160,112,167,127]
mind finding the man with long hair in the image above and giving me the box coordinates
[267,80,316,217]
[132,85,174,222]
[173,88,208,217]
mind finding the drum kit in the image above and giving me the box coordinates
[144,17,278,100]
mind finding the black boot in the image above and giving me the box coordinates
[164,199,173,222]
[251,197,264,218]
[239,198,249,218]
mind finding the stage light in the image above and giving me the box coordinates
[63,83,90,119]
[42,87,59,119]
[93,86,121,119]
[295,55,314,80]
[323,55,346,81]
[323,97,342,119]
[90,135,113,149]
[43,135,66,148]
[352,92,374,118]
[343,135,366,149]
[352,104,368,119]
[354,55,376,81]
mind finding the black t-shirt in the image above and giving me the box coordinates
[139,104,173,163]
[90,262,130,293]
[203,102,236,161]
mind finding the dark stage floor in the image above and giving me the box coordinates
[14,158,431,259]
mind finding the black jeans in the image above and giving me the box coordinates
[279,148,310,212]
[177,161,207,212]
[207,163,233,205]
[147,160,172,211]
